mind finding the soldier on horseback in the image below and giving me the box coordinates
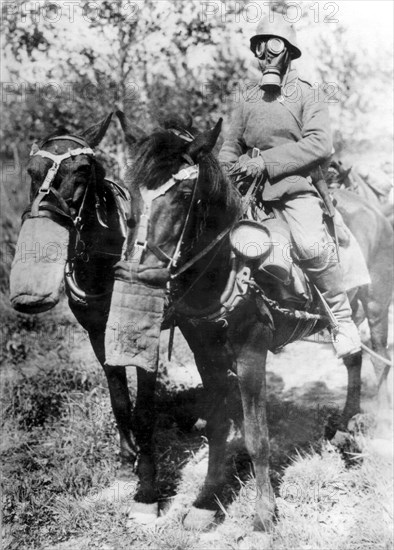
[219,15,361,359]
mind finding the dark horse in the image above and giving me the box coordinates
[10,113,392,538]
[101,113,392,534]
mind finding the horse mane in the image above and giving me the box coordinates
[125,117,241,254]
[127,117,239,206]
[127,126,189,192]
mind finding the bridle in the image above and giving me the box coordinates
[23,135,96,230]
[131,128,236,294]
[131,163,199,270]
[24,134,112,303]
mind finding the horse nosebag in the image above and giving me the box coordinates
[10,218,69,313]
[104,260,166,372]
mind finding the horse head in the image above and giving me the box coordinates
[327,160,352,189]
[10,113,114,313]
[117,111,229,287]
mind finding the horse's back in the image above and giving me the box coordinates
[334,189,394,266]
[334,189,393,310]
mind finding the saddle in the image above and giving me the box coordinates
[228,211,370,352]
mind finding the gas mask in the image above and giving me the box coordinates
[254,37,291,92]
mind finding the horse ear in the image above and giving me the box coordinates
[30,142,40,156]
[187,118,223,161]
[116,110,146,145]
[81,112,113,147]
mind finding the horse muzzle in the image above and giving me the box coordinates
[9,218,69,313]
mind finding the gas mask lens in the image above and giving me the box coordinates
[255,37,285,59]
[266,38,285,55]
[255,40,266,59]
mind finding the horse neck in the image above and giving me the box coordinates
[74,166,121,267]
[178,164,240,308]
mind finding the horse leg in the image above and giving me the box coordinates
[130,367,158,505]
[92,331,158,521]
[360,287,392,421]
[341,350,362,427]
[236,324,274,533]
[123,367,159,525]
[180,323,230,530]
[88,332,138,471]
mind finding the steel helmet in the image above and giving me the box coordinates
[250,16,301,59]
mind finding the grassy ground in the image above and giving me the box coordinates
[1,306,392,550]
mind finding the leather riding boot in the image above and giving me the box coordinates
[303,258,361,358]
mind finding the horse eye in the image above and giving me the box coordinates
[179,189,192,201]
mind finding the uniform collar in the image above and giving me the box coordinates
[283,67,298,87]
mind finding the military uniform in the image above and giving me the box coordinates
[219,67,361,357]
[219,69,332,200]
[219,68,335,263]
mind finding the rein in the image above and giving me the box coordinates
[171,173,261,280]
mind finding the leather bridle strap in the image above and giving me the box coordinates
[132,165,199,266]
[170,222,234,280]
[39,135,90,148]
[29,145,95,219]
[168,172,199,271]
[171,174,262,280]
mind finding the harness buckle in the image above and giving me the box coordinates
[174,166,198,181]
[40,163,59,193]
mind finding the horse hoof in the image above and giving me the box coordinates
[183,506,216,531]
[238,532,273,550]
[127,501,159,526]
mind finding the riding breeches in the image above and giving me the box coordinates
[267,192,353,324]
[269,192,334,265]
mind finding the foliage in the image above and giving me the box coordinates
[1,0,391,195]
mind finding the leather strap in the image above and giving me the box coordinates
[40,135,90,149]
[171,173,263,280]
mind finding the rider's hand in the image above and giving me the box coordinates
[236,154,266,177]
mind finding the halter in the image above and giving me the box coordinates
[131,164,199,267]
[24,134,113,304]
[131,127,240,285]
[25,135,96,227]
[129,126,200,269]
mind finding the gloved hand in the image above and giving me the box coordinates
[234,153,266,178]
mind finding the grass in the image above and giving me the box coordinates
[1,310,392,550]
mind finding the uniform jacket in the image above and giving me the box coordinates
[218,68,333,201]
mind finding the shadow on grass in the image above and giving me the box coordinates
[152,371,342,512]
